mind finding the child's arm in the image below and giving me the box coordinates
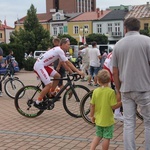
[90,104,95,123]
[111,92,122,110]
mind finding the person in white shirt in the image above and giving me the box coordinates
[33,38,84,110]
[88,41,101,86]
[79,44,89,81]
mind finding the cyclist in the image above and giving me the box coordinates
[103,52,124,121]
[33,38,84,109]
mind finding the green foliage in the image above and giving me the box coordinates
[0,43,25,69]
[23,57,36,71]
[140,29,150,36]
[86,33,108,45]
[10,4,51,54]
[57,34,78,45]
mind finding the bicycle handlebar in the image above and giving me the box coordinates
[67,72,82,81]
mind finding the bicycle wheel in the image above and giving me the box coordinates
[80,90,95,126]
[136,105,143,121]
[63,85,90,118]
[4,78,24,99]
[14,85,44,118]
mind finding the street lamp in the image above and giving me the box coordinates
[80,27,88,44]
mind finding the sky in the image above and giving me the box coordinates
[0,0,149,28]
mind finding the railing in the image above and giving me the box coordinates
[111,32,122,37]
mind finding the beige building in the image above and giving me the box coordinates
[0,20,14,43]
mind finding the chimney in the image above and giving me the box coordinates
[0,20,2,27]
[101,10,104,15]
[146,2,150,10]
[96,8,100,18]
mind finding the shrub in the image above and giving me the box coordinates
[23,57,36,71]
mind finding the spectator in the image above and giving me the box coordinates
[5,50,13,65]
[90,69,122,150]
[88,41,101,86]
[0,47,3,96]
[112,17,150,150]
[28,51,33,58]
[79,44,90,81]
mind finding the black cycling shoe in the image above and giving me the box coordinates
[33,102,47,110]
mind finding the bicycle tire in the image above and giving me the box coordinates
[80,90,143,125]
[14,85,44,118]
[80,90,95,126]
[4,78,24,99]
[63,85,90,118]
[136,107,143,121]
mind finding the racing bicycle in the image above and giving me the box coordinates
[14,73,90,118]
[80,90,143,126]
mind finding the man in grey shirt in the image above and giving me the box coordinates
[0,47,3,96]
[112,17,150,150]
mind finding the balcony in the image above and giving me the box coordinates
[111,32,122,37]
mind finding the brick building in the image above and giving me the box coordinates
[46,0,96,13]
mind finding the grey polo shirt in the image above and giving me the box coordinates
[112,31,150,92]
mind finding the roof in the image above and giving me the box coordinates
[0,24,14,30]
[125,4,150,19]
[70,10,111,22]
[100,10,128,21]
[15,13,52,24]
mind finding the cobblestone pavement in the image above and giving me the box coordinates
[0,71,145,150]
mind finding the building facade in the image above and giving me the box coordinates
[46,0,96,13]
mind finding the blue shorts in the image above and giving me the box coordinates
[89,66,100,77]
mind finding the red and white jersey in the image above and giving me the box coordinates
[36,46,68,66]
[103,52,112,73]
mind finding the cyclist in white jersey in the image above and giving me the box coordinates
[34,38,84,109]
[103,52,124,121]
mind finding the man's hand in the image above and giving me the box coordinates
[78,71,85,78]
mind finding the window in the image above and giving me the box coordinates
[115,23,120,32]
[0,33,2,38]
[97,24,102,33]
[53,27,57,36]
[144,23,149,30]
[108,23,112,32]
[74,26,79,34]
[56,14,60,20]
[59,26,63,34]
[84,25,89,33]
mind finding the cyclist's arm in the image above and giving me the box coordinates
[61,61,73,74]
[65,60,84,76]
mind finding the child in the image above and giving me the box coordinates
[90,69,122,150]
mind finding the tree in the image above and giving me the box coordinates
[86,33,108,45]
[57,34,78,45]
[140,29,150,36]
[10,4,51,54]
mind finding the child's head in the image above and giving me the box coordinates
[97,69,111,85]
[53,38,60,46]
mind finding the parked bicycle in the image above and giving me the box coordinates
[0,59,24,99]
[14,73,90,118]
[80,90,143,126]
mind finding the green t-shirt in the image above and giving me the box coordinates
[90,87,117,127]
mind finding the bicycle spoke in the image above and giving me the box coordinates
[15,86,44,118]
